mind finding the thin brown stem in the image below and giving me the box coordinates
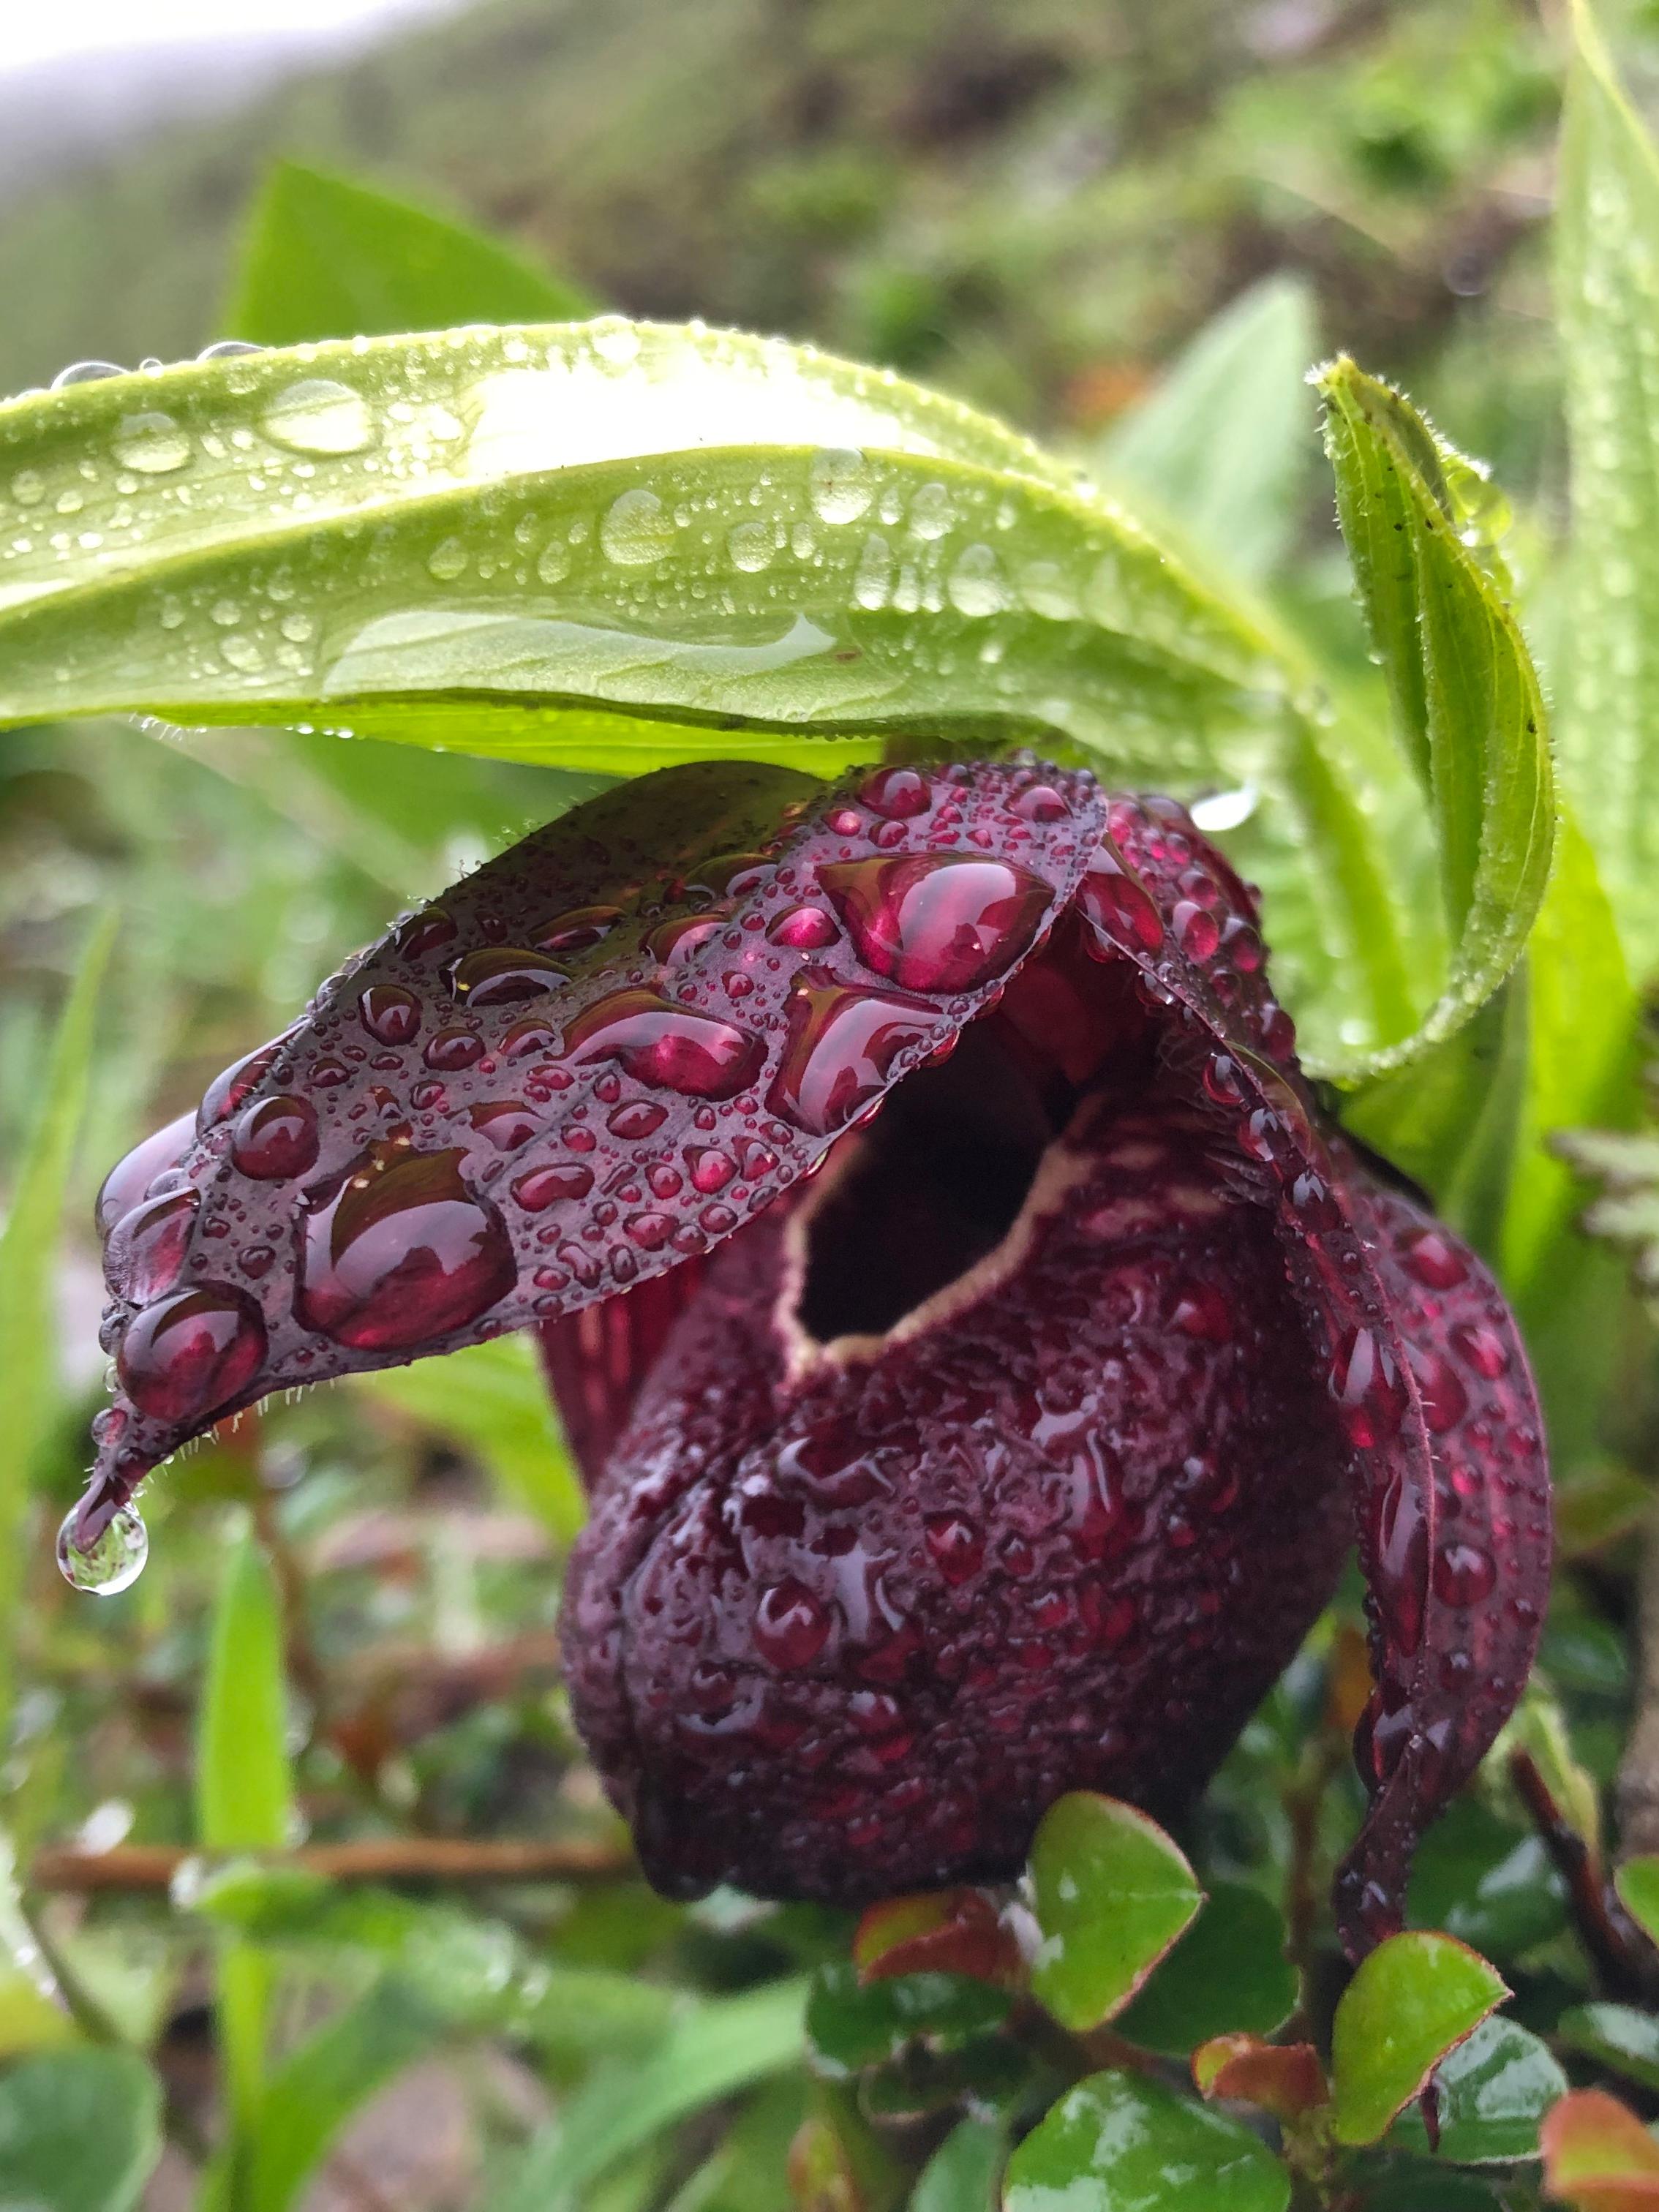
[1619,1500,1659,1861]
[1511,1748,1655,1999]
[29,1835,631,1893]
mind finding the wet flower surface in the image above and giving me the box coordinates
[76,758,1549,1956]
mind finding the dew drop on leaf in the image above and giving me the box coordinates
[110,413,192,475]
[259,377,376,456]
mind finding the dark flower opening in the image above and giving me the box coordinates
[72,756,1550,1960]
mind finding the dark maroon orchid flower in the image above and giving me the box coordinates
[75,757,1549,1958]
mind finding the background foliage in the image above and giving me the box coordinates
[9,1,1659,2208]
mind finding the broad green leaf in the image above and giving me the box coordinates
[0,914,113,1723]
[1404,1798,1566,1958]
[0,320,1436,1074]
[1328,1931,1508,2147]
[197,1521,295,2161]
[1560,2003,1659,2096]
[1389,2015,1567,2165]
[805,1960,1009,2078]
[238,1979,445,2212]
[1556,0,1659,978]
[1615,1856,1659,1947]
[229,161,595,350]
[1115,1881,1296,2058]
[910,2116,1004,2211]
[1028,1791,1203,2032]
[1102,274,1318,584]
[0,2048,161,2212]
[354,1333,584,1540]
[493,1977,809,2212]
[1003,2071,1290,2212]
[1316,356,1554,1074]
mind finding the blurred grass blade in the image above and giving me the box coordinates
[494,1976,809,2212]
[1102,274,1317,583]
[355,1334,584,1541]
[229,161,595,349]
[0,913,114,1720]
[0,2047,161,2212]
[197,1521,294,2182]
[1557,0,1659,979]
[1317,356,1554,1068]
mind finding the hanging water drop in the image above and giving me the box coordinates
[57,1502,148,1595]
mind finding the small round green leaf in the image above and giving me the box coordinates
[1389,2015,1568,2165]
[1558,2003,1659,2095]
[804,1959,1009,2078]
[1615,1856,1659,1948]
[1116,1881,1296,2056]
[1329,1932,1508,2147]
[0,2049,161,2212]
[1003,2071,1291,2212]
[1028,1792,1204,2032]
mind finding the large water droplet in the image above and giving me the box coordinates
[562,989,764,1099]
[358,982,422,1046]
[111,411,192,474]
[296,1147,515,1350]
[1329,1325,1407,1448]
[52,360,125,388]
[536,905,623,955]
[1433,1540,1497,1607]
[946,543,1007,617]
[808,448,873,524]
[260,377,375,456]
[231,1094,320,1181]
[446,947,567,1007]
[753,1579,830,1668]
[199,1036,291,1130]
[1076,851,1165,955]
[96,1110,197,1237]
[767,976,934,1136]
[601,486,675,565]
[105,1189,199,1304]
[1402,1228,1468,1290]
[817,852,1053,993]
[57,1502,148,1595]
[118,1284,268,1424]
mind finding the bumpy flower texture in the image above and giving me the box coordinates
[78,759,1548,1957]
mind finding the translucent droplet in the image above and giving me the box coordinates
[52,360,126,389]
[260,377,375,456]
[427,536,468,582]
[58,1502,148,1595]
[111,412,191,475]
[601,486,675,565]
[728,520,773,572]
[197,339,264,361]
[946,542,1007,617]
[907,482,954,540]
[535,538,571,585]
[808,447,873,524]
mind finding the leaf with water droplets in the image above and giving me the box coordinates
[1004,2071,1291,2212]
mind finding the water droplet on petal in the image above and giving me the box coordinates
[1076,850,1165,955]
[199,1037,291,1130]
[1330,1325,1407,1448]
[767,976,934,1136]
[231,1095,319,1180]
[446,947,567,1007]
[97,1111,197,1236]
[118,1284,268,1423]
[105,1189,199,1303]
[858,766,931,819]
[563,989,764,1099]
[753,1579,830,1668]
[1403,1228,1470,1290]
[53,359,126,388]
[296,1148,514,1350]
[1433,1540,1497,1607]
[513,1162,593,1210]
[817,852,1052,993]
[359,983,422,1045]
[57,1502,147,1595]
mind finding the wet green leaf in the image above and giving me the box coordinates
[1115,1881,1296,2057]
[805,1958,1009,2077]
[910,2115,1005,2211]
[1390,2015,1567,2164]
[1328,1932,1508,2146]
[0,2048,161,2212]
[1615,1856,1659,1947]
[1003,2071,1290,2212]
[1556,0,1659,979]
[229,160,594,350]
[1560,2003,1659,2096]
[1405,1797,1568,1957]
[1102,274,1318,584]
[1315,356,1554,1077]
[1028,1791,1203,2032]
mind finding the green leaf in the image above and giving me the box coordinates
[910,2116,1005,2211]
[1559,2003,1659,2095]
[197,1521,295,2161]
[0,914,114,1723]
[1615,1856,1659,1946]
[0,2048,161,2212]
[1115,1881,1297,2058]
[1404,1797,1567,1957]
[228,161,595,350]
[1389,2015,1567,2165]
[805,1959,1009,2078]
[1102,274,1318,584]
[493,1977,810,2212]
[1003,2071,1290,2212]
[1556,0,1659,979]
[354,1333,584,1540]
[1328,1932,1508,2147]
[1315,356,1554,1075]
[1028,1791,1203,2032]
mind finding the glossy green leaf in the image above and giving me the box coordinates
[911,2115,1005,2211]
[0,914,113,1724]
[1003,2071,1290,2212]
[1390,2015,1567,2165]
[1560,2003,1659,2096]
[1404,1797,1568,1957]
[0,2048,161,2212]
[493,1977,810,2212]
[1615,1856,1659,1947]
[1316,356,1554,1074]
[1328,1932,1508,2147]
[230,161,595,350]
[355,1333,585,1540]
[1102,274,1318,584]
[805,1958,1009,2077]
[1115,1881,1296,2058]
[1028,1791,1203,2032]
[1556,0,1659,978]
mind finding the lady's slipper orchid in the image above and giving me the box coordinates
[75,757,1549,1958]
